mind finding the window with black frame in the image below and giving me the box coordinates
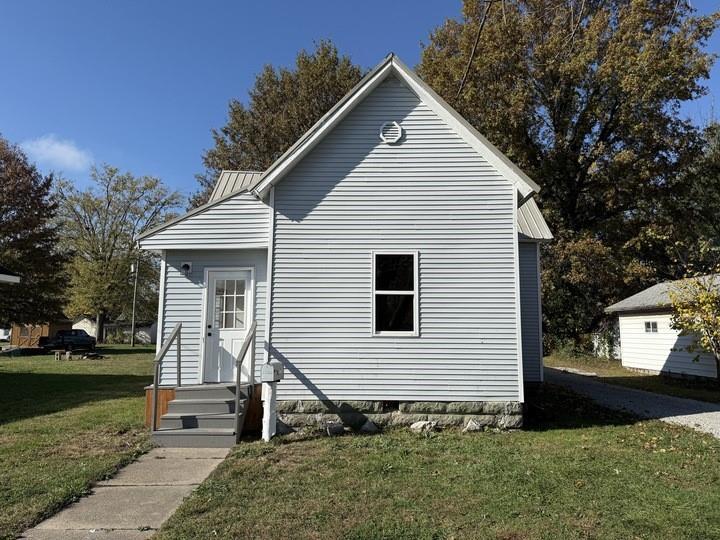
[373,253,417,335]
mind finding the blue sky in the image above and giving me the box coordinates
[1,1,718,200]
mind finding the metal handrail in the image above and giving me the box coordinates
[234,320,257,442]
[150,322,182,432]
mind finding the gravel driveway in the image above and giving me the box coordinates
[545,367,720,439]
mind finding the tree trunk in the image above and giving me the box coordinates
[96,311,106,344]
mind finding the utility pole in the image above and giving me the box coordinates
[130,256,140,347]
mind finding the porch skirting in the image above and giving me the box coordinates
[276,400,523,431]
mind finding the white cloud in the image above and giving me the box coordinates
[21,134,93,172]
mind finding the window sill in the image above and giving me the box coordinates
[372,331,419,338]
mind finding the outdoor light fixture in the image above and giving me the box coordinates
[180,262,192,276]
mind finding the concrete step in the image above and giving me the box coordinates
[175,384,248,400]
[167,398,237,415]
[152,428,237,448]
[160,412,237,430]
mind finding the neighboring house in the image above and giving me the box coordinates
[606,277,718,379]
[0,264,20,284]
[104,320,158,345]
[10,320,73,348]
[72,316,97,338]
[138,54,553,446]
[72,315,158,344]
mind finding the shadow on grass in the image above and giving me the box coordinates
[524,382,638,431]
[0,372,150,425]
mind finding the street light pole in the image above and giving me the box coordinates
[130,256,140,347]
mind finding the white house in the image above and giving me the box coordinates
[72,315,158,345]
[605,278,718,379]
[138,54,552,447]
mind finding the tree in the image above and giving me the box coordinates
[629,122,720,278]
[58,165,182,340]
[419,0,719,347]
[192,40,364,207]
[670,270,720,384]
[0,135,67,326]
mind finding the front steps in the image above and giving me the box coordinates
[152,384,250,448]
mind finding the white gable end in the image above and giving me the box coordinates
[138,191,269,250]
[270,74,523,402]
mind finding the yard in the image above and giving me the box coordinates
[545,354,720,404]
[0,346,154,539]
[156,385,720,540]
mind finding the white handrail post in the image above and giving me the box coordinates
[250,331,256,387]
[176,327,182,387]
[150,322,182,433]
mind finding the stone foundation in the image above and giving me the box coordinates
[276,400,523,432]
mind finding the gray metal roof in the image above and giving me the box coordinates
[518,198,553,241]
[605,274,720,314]
[209,170,264,201]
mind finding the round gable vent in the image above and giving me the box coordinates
[379,121,403,144]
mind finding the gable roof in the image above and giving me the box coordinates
[251,54,540,200]
[138,53,548,244]
[605,274,720,314]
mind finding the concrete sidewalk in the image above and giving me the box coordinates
[546,367,720,438]
[21,447,229,539]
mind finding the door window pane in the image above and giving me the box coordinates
[215,278,247,329]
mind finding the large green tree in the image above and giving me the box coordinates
[0,135,67,325]
[192,40,364,207]
[58,165,182,340]
[419,0,719,346]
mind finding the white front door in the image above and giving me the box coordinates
[204,270,253,383]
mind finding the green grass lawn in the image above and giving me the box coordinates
[156,385,720,540]
[0,345,154,539]
[545,354,720,403]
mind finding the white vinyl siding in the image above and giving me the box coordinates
[619,312,717,379]
[139,193,269,250]
[158,249,267,385]
[270,75,520,402]
[519,241,543,382]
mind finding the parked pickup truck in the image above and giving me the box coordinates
[41,329,96,352]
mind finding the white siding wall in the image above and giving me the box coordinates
[519,242,542,382]
[270,75,520,402]
[619,312,717,378]
[140,193,269,250]
[159,249,267,385]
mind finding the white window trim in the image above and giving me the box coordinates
[644,321,658,333]
[371,250,419,337]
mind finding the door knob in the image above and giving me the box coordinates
[207,332,212,337]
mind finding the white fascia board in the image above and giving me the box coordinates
[253,61,395,199]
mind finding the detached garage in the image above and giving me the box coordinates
[605,279,717,379]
